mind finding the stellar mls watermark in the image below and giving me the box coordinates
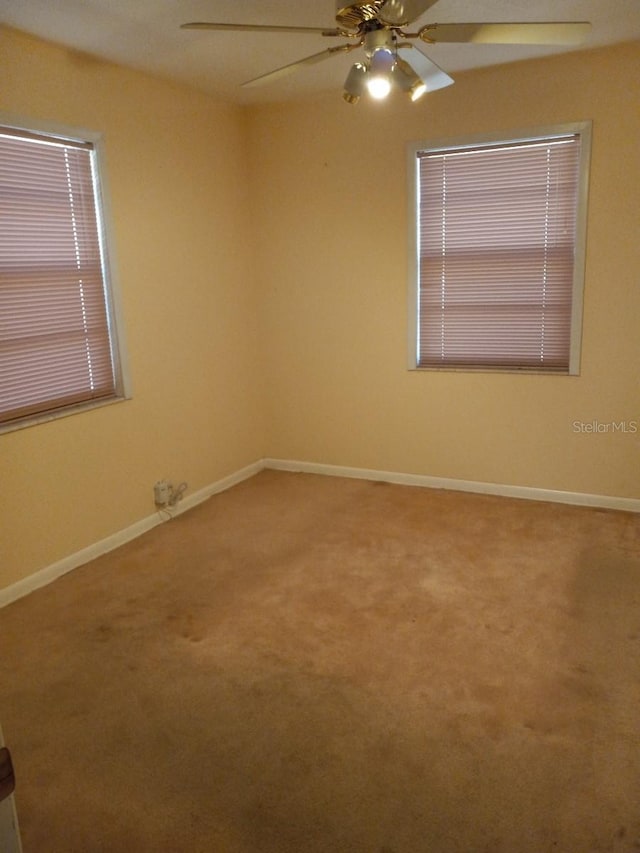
[572,419,638,434]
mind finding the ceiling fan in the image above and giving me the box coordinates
[181,1,591,104]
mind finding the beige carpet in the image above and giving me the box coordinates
[1,470,639,852]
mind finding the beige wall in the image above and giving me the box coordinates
[0,28,266,589]
[247,40,640,499]
[1,28,639,593]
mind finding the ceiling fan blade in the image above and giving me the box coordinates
[420,21,591,45]
[380,0,440,26]
[397,44,454,91]
[181,22,341,36]
[242,44,357,88]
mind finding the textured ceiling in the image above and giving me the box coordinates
[2,0,640,104]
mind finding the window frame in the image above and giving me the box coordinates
[407,121,592,375]
[0,114,130,433]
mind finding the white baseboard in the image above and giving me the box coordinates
[0,515,161,610]
[263,458,640,514]
[0,460,263,609]
[172,460,264,515]
[3,456,637,609]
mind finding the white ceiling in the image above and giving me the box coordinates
[2,0,640,104]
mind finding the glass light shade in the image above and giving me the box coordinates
[395,57,428,101]
[343,62,367,104]
[366,46,395,100]
[370,47,396,75]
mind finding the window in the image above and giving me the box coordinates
[0,121,128,432]
[408,123,591,373]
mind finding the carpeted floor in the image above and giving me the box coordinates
[1,470,639,852]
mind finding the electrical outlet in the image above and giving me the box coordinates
[154,480,171,506]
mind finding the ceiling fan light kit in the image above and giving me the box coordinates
[361,30,400,101]
[395,58,428,101]
[343,62,368,103]
[181,1,591,104]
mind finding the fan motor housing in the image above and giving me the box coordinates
[335,0,386,28]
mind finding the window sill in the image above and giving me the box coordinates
[0,394,132,435]
[408,365,577,376]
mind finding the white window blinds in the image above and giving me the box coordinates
[417,134,582,371]
[0,126,117,425]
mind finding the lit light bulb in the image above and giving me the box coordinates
[366,46,395,100]
[367,75,392,99]
[395,57,429,102]
[410,81,427,101]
